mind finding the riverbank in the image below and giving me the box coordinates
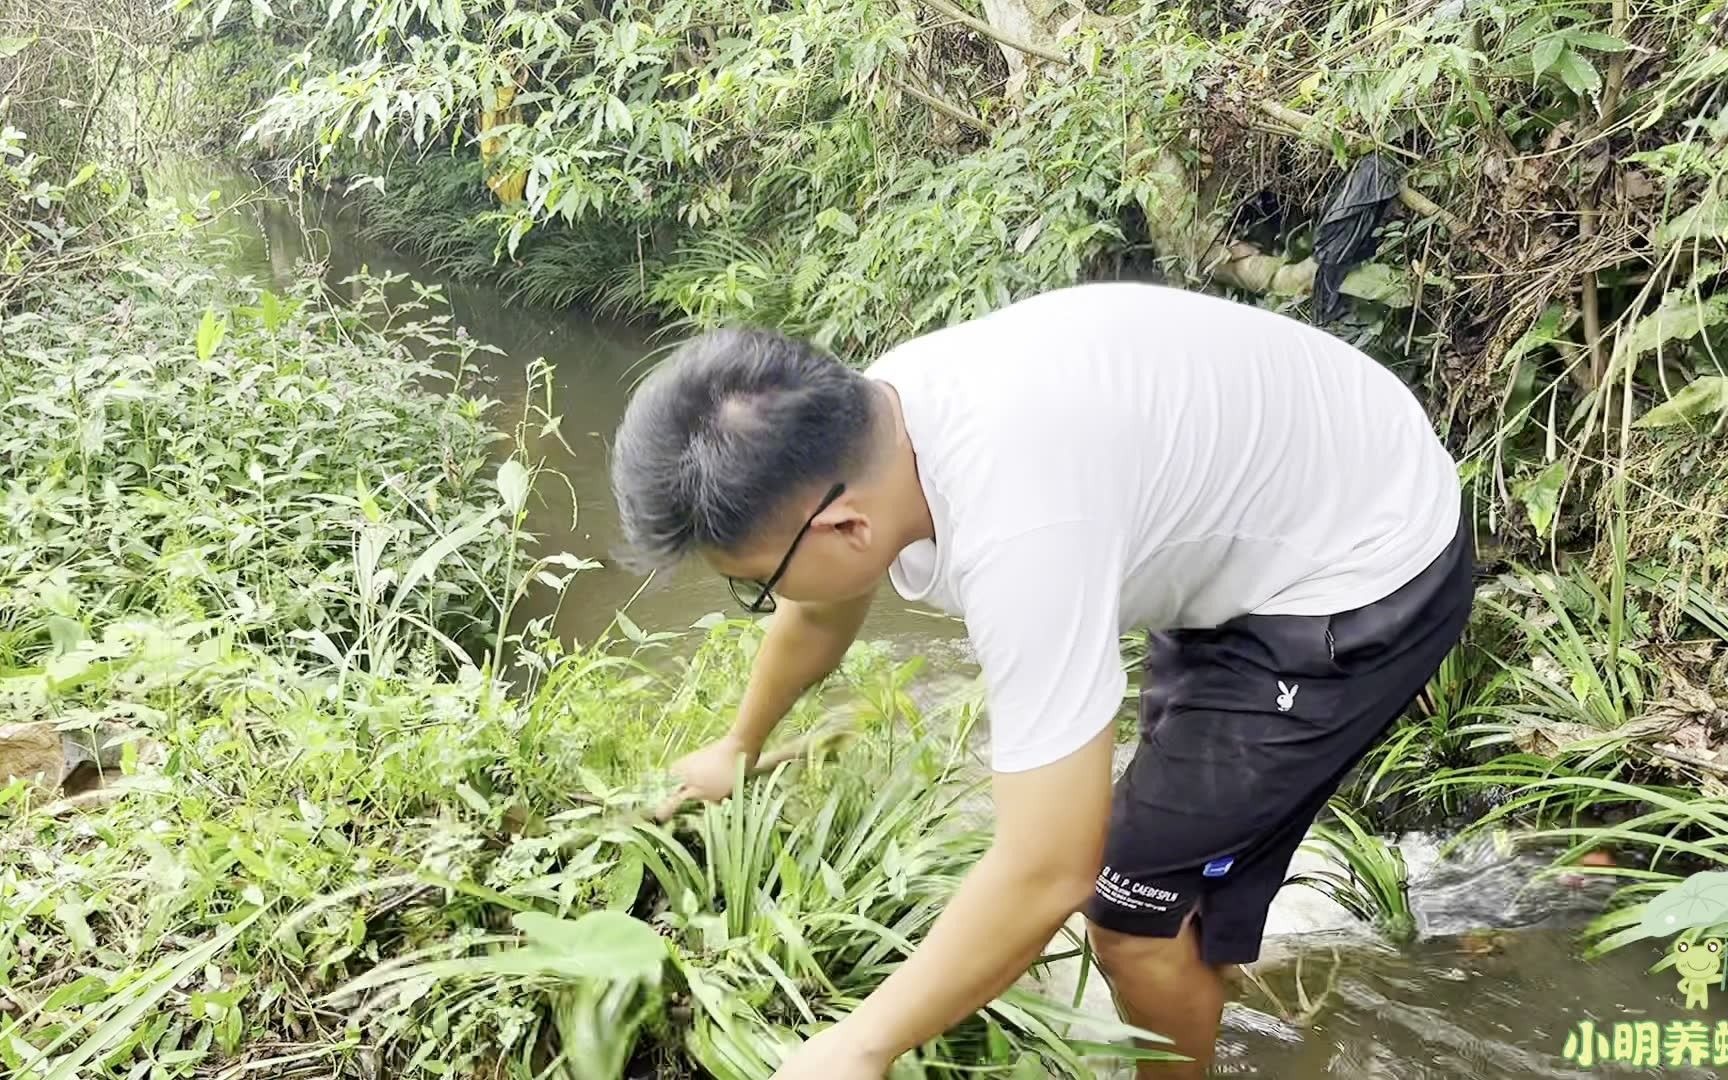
[1,181,1100,1077]
[6,0,1728,1070]
[5,150,1725,1076]
[267,144,1728,869]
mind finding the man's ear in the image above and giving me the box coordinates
[814,498,873,551]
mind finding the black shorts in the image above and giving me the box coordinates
[1085,517,1476,965]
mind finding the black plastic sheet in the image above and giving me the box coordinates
[1313,153,1404,322]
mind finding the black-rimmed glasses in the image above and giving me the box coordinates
[727,482,847,613]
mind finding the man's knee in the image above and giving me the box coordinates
[1087,915,1239,979]
[1087,918,1199,980]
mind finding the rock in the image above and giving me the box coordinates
[0,723,65,792]
[61,722,132,772]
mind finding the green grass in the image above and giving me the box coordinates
[1288,800,1416,945]
[0,201,1162,1079]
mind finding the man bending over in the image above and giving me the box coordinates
[608,282,1475,1078]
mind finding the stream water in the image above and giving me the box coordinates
[153,163,1721,1079]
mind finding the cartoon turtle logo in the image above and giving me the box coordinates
[1671,938,1724,1010]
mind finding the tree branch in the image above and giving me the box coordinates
[1577,0,1628,390]
[889,75,992,135]
[1602,0,1629,125]
[1580,198,1606,388]
[912,0,1068,65]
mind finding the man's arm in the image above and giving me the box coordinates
[730,591,873,753]
[773,521,1128,1075]
[669,591,873,805]
[814,725,1115,1060]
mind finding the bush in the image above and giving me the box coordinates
[0,202,1142,1078]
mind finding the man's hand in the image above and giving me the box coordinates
[666,731,758,805]
[771,1022,891,1080]
[658,592,873,820]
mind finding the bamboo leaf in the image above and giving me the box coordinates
[1636,376,1728,430]
[495,458,529,515]
[1553,49,1602,98]
[1565,30,1629,52]
[1532,35,1565,79]
[195,308,226,361]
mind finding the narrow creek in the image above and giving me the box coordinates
[155,163,1710,1079]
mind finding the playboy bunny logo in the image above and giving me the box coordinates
[1276,681,1299,712]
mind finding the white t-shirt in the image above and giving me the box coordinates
[863,282,1460,773]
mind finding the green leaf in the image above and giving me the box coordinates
[1501,13,1548,53]
[605,96,633,134]
[454,782,490,816]
[1515,459,1567,537]
[510,910,665,980]
[1636,376,1728,430]
[45,615,85,654]
[195,308,226,362]
[1620,293,1728,362]
[1007,1054,1049,1080]
[495,458,529,515]
[391,508,503,610]
[1553,50,1602,98]
[55,901,96,952]
[1635,872,1728,939]
[815,207,858,237]
[24,910,264,1078]
[1565,30,1629,52]
[258,289,283,333]
[603,855,645,912]
[1532,35,1565,79]
[1339,262,1413,306]
[820,861,846,900]
[1505,304,1572,368]
[1657,201,1728,247]
[0,36,35,58]
[355,473,382,524]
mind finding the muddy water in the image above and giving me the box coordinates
[158,164,1711,1079]
[1041,816,1715,1079]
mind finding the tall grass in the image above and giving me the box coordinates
[0,201,1155,1079]
[1288,800,1416,945]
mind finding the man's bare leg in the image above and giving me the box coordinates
[1087,915,1231,1079]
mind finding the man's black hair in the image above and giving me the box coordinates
[609,327,878,571]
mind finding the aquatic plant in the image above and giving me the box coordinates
[1288,800,1417,945]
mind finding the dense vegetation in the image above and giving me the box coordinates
[221,0,1728,897]
[0,176,1145,1075]
[225,0,1728,563]
[4,0,1728,1075]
